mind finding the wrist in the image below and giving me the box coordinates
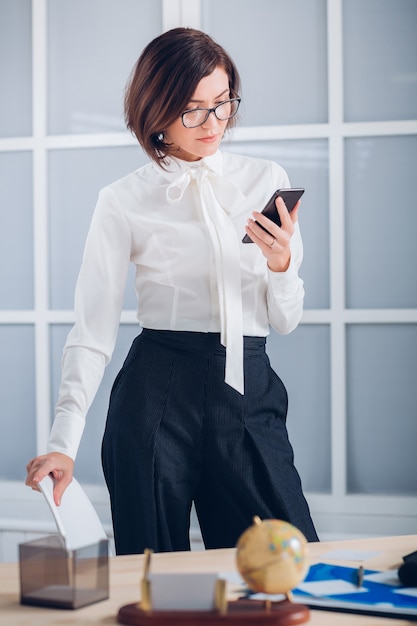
[268,253,291,273]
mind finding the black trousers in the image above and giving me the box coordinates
[101,329,318,555]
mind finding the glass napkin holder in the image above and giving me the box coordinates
[19,534,109,609]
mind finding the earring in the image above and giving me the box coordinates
[157,132,164,142]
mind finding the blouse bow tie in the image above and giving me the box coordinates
[166,166,246,394]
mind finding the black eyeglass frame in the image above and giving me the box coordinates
[181,97,241,128]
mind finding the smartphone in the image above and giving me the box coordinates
[242,187,305,243]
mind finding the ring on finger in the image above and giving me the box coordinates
[269,238,277,249]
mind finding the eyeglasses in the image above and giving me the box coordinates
[181,98,241,129]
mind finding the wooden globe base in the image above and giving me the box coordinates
[117,598,310,626]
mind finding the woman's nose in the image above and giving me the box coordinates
[201,110,221,129]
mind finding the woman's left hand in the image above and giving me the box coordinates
[244,196,300,272]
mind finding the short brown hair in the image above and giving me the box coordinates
[124,28,241,166]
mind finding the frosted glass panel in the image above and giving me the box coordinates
[346,324,417,495]
[224,139,329,308]
[202,0,328,125]
[50,324,141,484]
[343,0,417,122]
[48,146,147,309]
[0,0,32,137]
[48,0,161,134]
[0,326,36,480]
[345,136,417,308]
[267,325,331,493]
[0,152,33,309]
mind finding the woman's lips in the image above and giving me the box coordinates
[198,135,218,143]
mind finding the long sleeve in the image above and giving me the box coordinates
[266,221,304,335]
[48,187,132,459]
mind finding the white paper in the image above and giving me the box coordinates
[149,573,219,611]
[219,571,245,585]
[297,579,369,597]
[393,587,417,598]
[245,592,286,602]
[364,571,401,586]
[39,475,108,551]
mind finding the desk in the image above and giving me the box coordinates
[1,535,416,625]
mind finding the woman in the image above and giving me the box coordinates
[26,27,318,554]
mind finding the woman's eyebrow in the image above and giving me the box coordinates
[188,88,229,104]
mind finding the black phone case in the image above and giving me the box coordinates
[242,187,305,243]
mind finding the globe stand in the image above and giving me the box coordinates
[117,552,309,626]
[117,597,310,625]
[117,523,311,626]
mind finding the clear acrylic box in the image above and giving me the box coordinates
[19,534,109,609]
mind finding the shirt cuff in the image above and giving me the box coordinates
[267,257,301,297]
[47,413,86,461]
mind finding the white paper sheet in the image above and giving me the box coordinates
[39,475,108,551]
[149,573,220,610]
[364,571,401,586]
[297,578,369,597]
[393,587,417,599]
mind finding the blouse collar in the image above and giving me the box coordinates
[155,150,224,181]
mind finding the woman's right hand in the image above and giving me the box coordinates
[26,452,74,506]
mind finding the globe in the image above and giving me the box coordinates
[235,517,309,595]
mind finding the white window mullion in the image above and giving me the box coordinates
[32,0,51,454]
[162,0,181,31]
[327,0,347,499]
[162,0,201,30]
[180,0,201,28]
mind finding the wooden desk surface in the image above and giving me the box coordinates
[1,534,416,625]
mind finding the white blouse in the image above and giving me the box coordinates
[48,149,304,459]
